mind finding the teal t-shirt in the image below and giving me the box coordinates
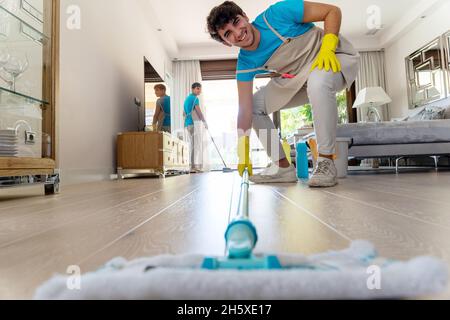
[157,95,171,126]
[237,0,314,82]
[184,94,200,127]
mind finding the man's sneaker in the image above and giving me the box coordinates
[308,157,338,188]
[249,163,298,184]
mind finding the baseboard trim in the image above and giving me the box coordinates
[59,167,116,186]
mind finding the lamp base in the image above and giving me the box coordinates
[366,107,382,122]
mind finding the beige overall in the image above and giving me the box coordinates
[238,14,360,161]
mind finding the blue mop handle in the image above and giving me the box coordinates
[201,169,282,270]
[225,169,258,259]
[237,169,249,219]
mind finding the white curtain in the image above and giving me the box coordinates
[355,51,390,122]
[171,60,210,171]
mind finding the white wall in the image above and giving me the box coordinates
[58,0,172,185]
[385,0,450,119]
[176,44,238,61]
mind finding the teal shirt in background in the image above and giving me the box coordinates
[237,0,315,82]
[157,95,171,127]
[184,94,200,127]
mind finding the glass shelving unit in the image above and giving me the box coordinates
[0,0,59,195]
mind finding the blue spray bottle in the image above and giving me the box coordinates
[296,142,309,180]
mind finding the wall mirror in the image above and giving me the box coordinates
[406,37,448,109]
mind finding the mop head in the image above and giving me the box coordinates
[34,241,448,300]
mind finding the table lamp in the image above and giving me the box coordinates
[353,87,392,122]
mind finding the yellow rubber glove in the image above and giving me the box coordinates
[311,33,341,73]
[282,139,292,164]
[237,136,253,177]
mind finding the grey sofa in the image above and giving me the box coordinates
[336,99,450,172]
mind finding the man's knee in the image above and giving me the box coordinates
[307,69,340,95]
[252,88,267,116]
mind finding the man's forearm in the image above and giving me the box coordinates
[152,110,159,125]
[323,6,341,35]
[237,110,253,137]
[195,108,206,123]
[237,81,254,137]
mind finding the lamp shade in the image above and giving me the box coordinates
[353,87,392,109]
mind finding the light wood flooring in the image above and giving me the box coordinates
[1,170,450,299]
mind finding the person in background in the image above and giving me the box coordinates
[184,82,207,172]
[152,84,171,133]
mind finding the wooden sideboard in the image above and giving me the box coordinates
[117,132,190,178]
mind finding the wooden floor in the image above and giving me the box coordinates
[1,170,450,299]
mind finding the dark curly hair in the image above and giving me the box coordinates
[192,82,202,89]
[206,1,245,43]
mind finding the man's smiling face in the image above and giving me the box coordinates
[217,14,256,49]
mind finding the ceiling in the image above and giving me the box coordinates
[147,0,445,60]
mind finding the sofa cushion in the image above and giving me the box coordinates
[440,105,450,119]
[424,98,450,119]
[337,119,450,145]
[408,107,446,121]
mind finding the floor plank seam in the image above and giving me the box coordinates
[351,184,450,208]
[270,188,353,242]
[322,190,450,231]
[357,177,448,191]
[77,187,201,266]
[0,187,172,249]
[0,175,196,215]
[0,184,146,212]
[0,175,207,248]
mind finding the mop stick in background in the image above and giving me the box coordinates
[203,121,233,173]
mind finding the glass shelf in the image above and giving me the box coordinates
[0,3,48,44]
[0,2,49,105]
[0,85,48,105]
